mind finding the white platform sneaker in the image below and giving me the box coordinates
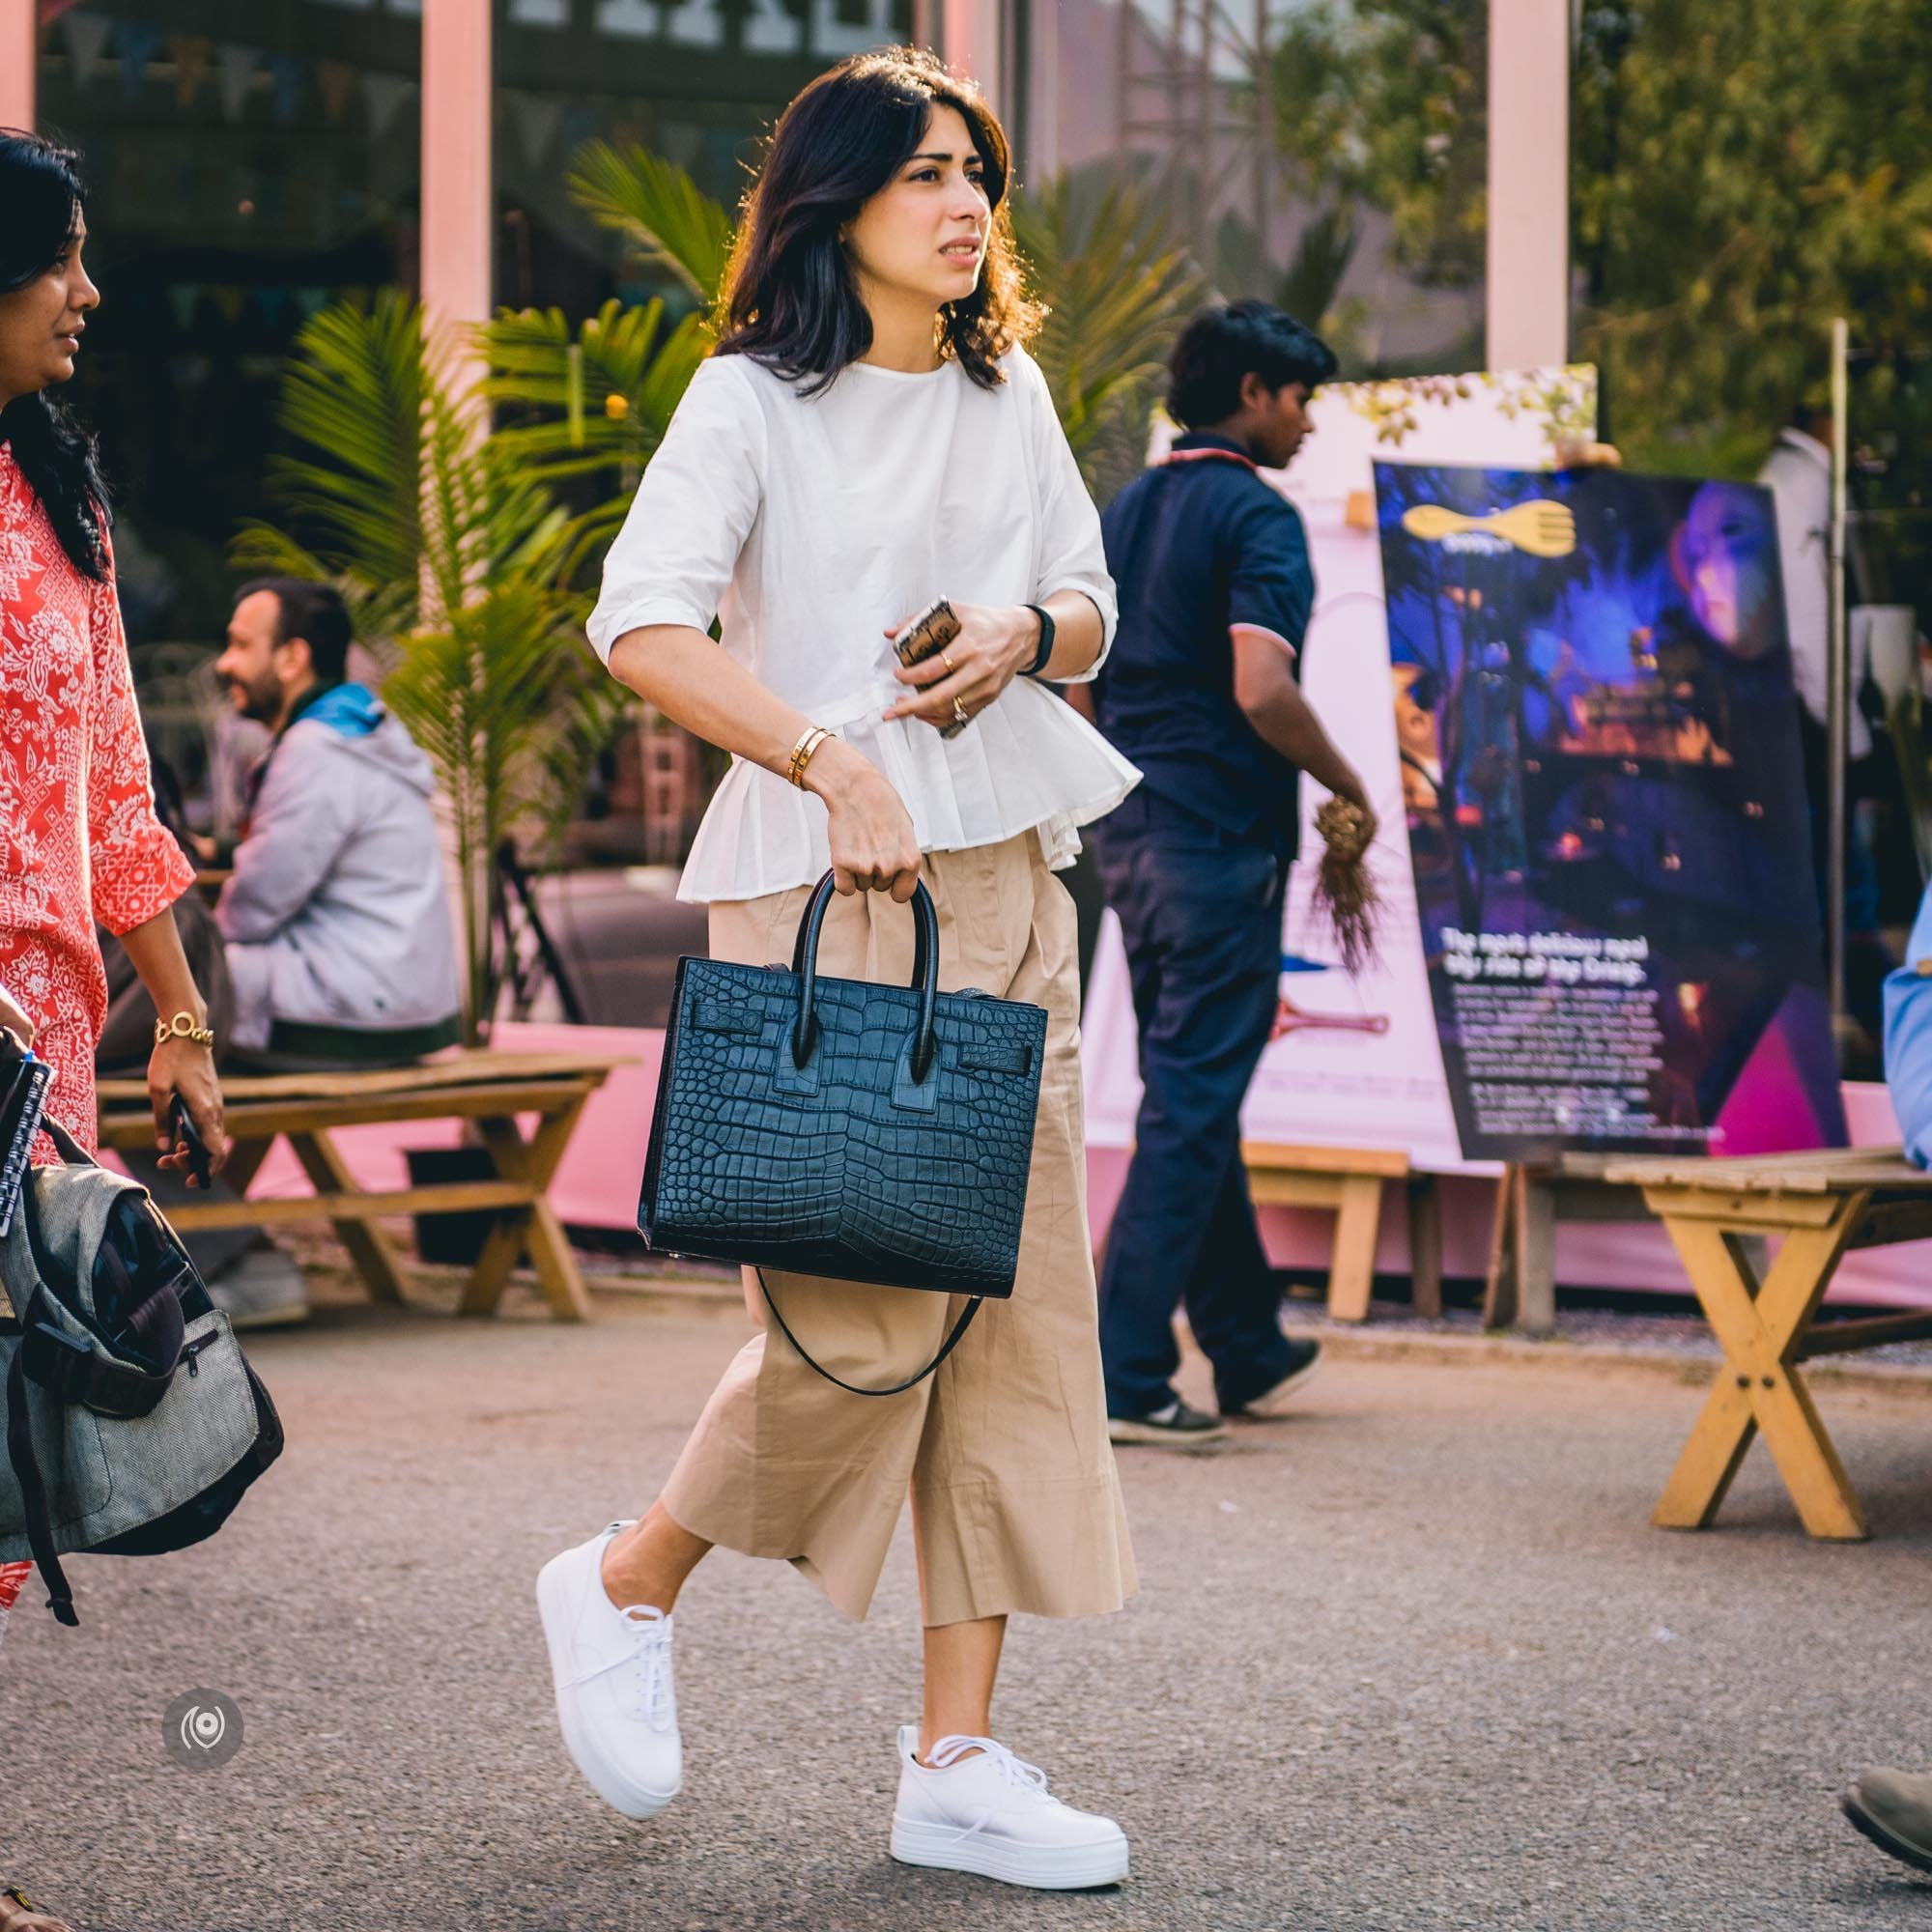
[889,1726,1129,1889]
[536,1521,681,1820]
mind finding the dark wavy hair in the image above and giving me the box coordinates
[714,47,1041,396]
[1166,300,1339,430]
[0,130,108,581]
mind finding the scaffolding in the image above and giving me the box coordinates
[1114,0,1277,261]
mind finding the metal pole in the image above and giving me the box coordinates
[1485,0,1570,370]
[1828,315,1850,1028]
[1254,0,1270,280]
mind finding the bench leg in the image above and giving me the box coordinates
[221,1137,275,1201]
[1325,1175,1382,1322]
[1513,1167,1557,1337]
[457,1100,592,1322]
[1406,1177,1443,1319]
[1481,1167,1518,1329]
[287,1129,411,1307]
[1653,1208,1867,1541]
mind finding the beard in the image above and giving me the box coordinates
[229,674,282,725]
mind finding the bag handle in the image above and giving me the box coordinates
[755,1268,980,1397]
[787,872,940,1083]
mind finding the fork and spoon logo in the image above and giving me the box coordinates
[1400,499,1578,559]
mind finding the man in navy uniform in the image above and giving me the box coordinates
[1083,301,1376,1445]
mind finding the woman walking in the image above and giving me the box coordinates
[0,131,225,1180]
[539,49,1141,1889]
[0,126,229,1932]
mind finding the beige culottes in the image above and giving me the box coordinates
[660,830,1137,1628]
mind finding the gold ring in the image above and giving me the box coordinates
[952,696,970,727]
[940,649,957,675]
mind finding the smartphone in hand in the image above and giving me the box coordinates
[168,1094,213,1190]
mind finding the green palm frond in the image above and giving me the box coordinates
[235,293,622,1040]
[1010,177,1208,497]
[486,299,711,582]
[260,292,432,602]
[566,140,734,308]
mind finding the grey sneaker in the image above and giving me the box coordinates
[206,1242,309,1330]
[1842,1768,1932,1872]
[1107,1399,1227,1447]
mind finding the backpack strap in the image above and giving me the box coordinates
[36,1117,97,1168]
[5,1289,76,1627]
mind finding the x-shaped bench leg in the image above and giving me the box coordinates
[455,1095,593,1322]
[1651,1193,1868,1540]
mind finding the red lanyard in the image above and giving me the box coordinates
[1159,445,1259,472]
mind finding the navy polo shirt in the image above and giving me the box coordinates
[1094,432,1314,857]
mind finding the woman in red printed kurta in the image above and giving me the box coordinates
[0,132,226,1167]
[0,131,229,1712]
[0,469,203,1151]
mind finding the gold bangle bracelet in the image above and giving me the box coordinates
[154,1010,215,1050]
[786,725,833,789]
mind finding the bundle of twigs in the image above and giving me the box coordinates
[1312,796,1381,977]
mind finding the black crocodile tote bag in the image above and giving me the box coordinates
[639,872,1046,1396]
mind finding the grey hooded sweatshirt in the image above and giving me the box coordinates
[214,682,461,1053]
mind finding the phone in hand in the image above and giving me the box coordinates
[169,1094,213,1190]
[891,597,969,740]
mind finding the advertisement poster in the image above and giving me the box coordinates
[1084,368,1598,1172]
[1376,461,1847,1161]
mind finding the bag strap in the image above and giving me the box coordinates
[754,1269,981,1398]
[5,1290,77,1627]
[36,1117,97,1168]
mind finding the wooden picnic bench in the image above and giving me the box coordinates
[1602,1146,1932,1541]
[97,1048,629,1322]
[1241,1142,1442,1321]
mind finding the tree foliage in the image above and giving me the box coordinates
[1267,0,1932,482]
[1270,0,1489,291]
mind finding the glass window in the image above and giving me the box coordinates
[493,0,913,319]
[35,0,423,648]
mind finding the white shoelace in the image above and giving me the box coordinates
[918,1735,1063,1843]
[563,1603,674,1730]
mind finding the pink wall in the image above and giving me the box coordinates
[1,0,33,128]
[213,1023,1932,1317]
[420,0,492,331]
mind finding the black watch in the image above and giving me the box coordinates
[1022,604,1055,677]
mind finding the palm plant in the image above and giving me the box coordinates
[233,292,623,1041]
[481,297,710,580]
[485,146,1208,543]
[1007,171,1208,501]
[564,139,735,307]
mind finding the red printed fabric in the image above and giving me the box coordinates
[0,443,194,1155]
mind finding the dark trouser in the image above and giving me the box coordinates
[1091,789,1294,1418]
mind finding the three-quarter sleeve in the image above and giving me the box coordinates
[1018,351,1118,682]
[586,355,768,666]
[85,560,195,936]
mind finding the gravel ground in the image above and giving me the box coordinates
[4,1266,1931,1932]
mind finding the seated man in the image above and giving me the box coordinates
[1838,880,1932,1869]
[1881,878,1932,1169]
[212,578,461,1065]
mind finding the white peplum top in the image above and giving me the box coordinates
[586,344,1141,904]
